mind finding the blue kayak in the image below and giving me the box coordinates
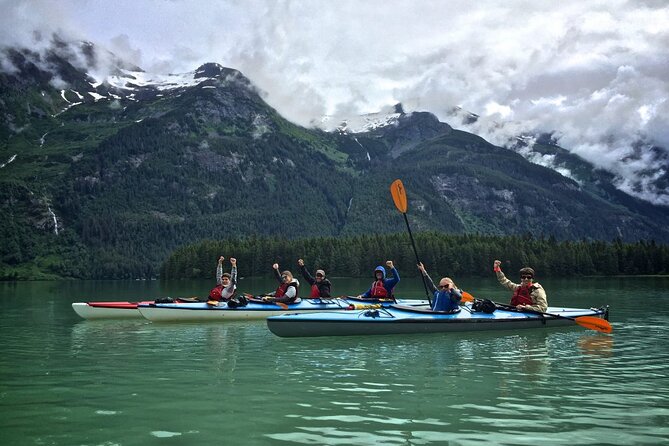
[137,297,428,322]
[266,303,610,337]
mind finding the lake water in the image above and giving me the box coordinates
[1,276,668,445]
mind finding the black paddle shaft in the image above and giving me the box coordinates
[403,213,432,306]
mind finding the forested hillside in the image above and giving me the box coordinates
[162,233,669,279]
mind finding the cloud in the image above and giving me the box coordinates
[1,0,668,204]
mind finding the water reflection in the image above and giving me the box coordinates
[2,278,669,446]
[577,334,614,357]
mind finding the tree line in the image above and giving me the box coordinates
[160,232,669,279]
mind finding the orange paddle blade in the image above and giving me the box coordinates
[574,316,612,333]
[461,291,475,302]
[390,179,408,213]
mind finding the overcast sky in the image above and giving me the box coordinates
[2,0,668,204]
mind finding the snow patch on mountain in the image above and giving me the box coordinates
[106,69,205,91]
[319,104,403,133]
[1,154,17,168]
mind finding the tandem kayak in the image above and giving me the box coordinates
[266,303,610,337]
[137,297,429,322]
[72,298,199,320]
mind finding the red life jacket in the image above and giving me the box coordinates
[370,280,389,299]
[310,284,320,298]
[510,285,534,306]
[275,282,299,299]
[209,285,223,301]
[275,283,288,297]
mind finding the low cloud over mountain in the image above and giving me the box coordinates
[1,0,668,205]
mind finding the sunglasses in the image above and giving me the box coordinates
[316,274,324,278]
[439,284,450,289]
[520,275,533,279]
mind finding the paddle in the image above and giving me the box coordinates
[390,179,432,307]
[243,293,289,309]
[460,293,612,333]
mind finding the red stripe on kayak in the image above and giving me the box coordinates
[86,301,153,309]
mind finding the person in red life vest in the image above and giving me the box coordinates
[261,263,300,304]
[356,260,400,300]
[208,256,237,302]
[298,259,332,298]
[493,259,547,312]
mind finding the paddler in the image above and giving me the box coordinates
[298,259,332,298]
[493,259,548,312]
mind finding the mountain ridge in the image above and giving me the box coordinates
[1,40,668,279]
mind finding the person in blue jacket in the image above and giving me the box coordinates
[417,262,462,312]
[356,260,400,300]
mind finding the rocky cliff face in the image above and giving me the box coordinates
[1,40,668,279]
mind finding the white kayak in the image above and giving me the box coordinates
[137,297,429,322]
[72,298,198,320]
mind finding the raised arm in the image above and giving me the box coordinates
[229,257,238,287]
[385,260,400,288]
[216,256,224,285]
[494,259,518,291]
[272,263,282,283]
[417,262,437,293]
[298,259,315,285]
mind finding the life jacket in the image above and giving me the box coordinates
[275,281,299,299]
[510,284,534,306]
[310,284,320,298]
[370,280,389,299]
[209,285,223,301]
[209,284,236,301]
[432,290,460,312]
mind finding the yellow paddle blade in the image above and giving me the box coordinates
[348,303,382,310]
[390,179,408,213]
[574,316,612,333]
[461,291,475,302]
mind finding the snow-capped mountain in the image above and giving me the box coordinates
[2,38,669,280]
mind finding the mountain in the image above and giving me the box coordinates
[2,39,668,279]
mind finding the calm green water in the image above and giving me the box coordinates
[1,276,668,445]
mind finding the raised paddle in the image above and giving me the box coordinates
[460,293,612,333]
[390,179,432,307]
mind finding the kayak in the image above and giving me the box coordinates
[72,298,198,320]
[137,297,429,322]
[266,303,610,337]
[72,301,153,319]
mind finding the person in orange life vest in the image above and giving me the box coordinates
[298,259,332,298]
[261,263,300,304]
[356,260,400,300]
[493,259,547,312]
[209,256,237,301]
[417,262,462,312]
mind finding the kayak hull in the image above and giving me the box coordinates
[72,301,151,320]
[266,305,609,337]
[137,298,427,322]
